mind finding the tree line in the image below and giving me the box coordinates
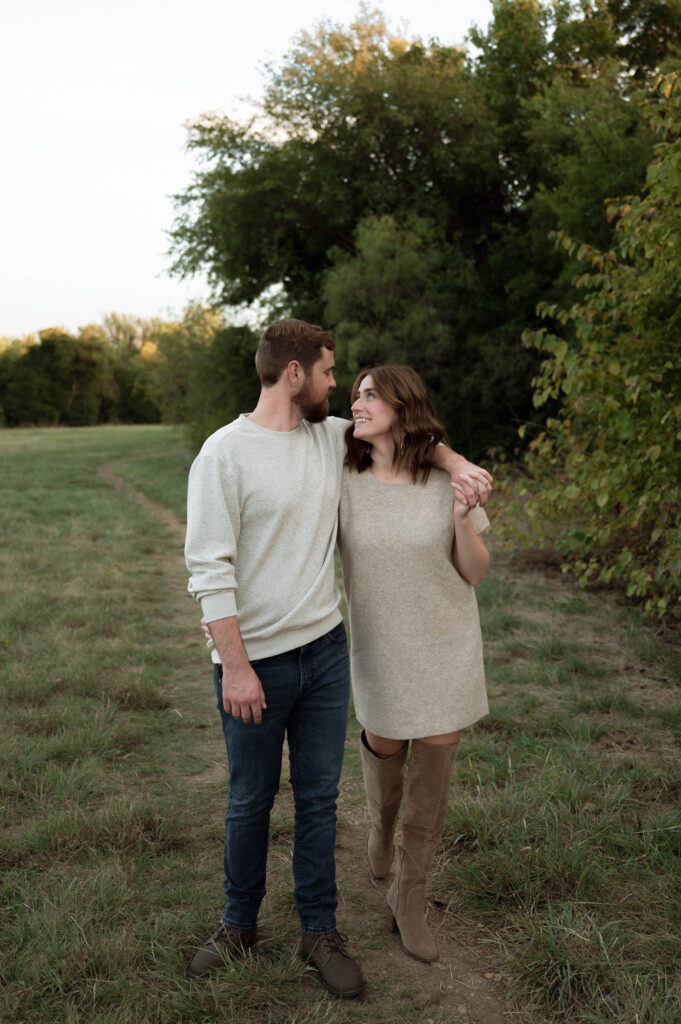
[0,309,259,444]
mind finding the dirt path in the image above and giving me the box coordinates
[333,784,526,1023]
[98,463,187,543]
[99,463,537,1024]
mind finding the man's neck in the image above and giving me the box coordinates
[247,387,305,432]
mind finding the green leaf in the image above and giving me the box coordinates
[614,411,634,439]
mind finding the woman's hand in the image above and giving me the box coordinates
[451,484,489,585]
[452,482,474,519]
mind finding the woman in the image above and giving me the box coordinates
[337,365,489,964]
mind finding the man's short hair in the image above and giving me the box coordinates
[255,319,336,386]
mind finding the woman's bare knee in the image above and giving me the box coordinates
[420,730,461,746]
[365,730,408,757]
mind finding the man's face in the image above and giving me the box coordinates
[294,347,336,422]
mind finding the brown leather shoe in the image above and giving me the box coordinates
[186,922,258,978]
[300,930,365,998]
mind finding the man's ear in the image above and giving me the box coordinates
[286,360,303,389]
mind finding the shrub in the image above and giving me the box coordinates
[515,72,681,620]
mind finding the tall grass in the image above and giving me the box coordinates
[0,427,353,1024]
[1,425,679,1023]
[441,563,681,1022]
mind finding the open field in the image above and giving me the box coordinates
[1,425,679,1023]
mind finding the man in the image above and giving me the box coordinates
[184,319,491,997]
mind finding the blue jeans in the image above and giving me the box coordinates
[212,621,350,934]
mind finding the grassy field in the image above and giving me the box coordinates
[1,425,679,1024]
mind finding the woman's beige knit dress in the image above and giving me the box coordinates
[337,466,489,739]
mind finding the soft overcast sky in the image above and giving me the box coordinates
[1,0,492,338]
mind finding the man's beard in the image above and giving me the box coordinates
[294,382,330,423]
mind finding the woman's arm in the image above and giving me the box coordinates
[451,484,490,586]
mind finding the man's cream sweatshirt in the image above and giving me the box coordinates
[185,414,347,661]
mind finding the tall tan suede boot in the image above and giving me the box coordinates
[360,731,408,880]
[386,738,459,962]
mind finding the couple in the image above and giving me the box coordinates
[184,318,491,998]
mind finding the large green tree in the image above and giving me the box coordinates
[526,63,654,252]
[169,8,500,321]
[323,214,537,453]
[169,2,679,452]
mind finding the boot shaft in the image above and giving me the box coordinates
[360,731,408,879]
[386,738,459,962]
[400,737,459,839]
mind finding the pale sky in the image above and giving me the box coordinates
[1,0,492,339]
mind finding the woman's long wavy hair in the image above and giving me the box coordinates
[344,366,448,483]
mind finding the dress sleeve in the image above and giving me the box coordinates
[468,505,490,534]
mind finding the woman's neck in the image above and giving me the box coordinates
[368,438,411,483]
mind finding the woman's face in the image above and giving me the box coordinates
[350,375,396,444]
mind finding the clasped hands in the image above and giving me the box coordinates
[452,460,492,513]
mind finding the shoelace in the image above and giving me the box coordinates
[319,930,349,955]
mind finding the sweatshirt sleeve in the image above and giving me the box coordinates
[185,448,240,621]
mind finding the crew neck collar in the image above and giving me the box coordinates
[240,413,307,435]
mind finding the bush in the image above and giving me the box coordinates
[513,73,681,620]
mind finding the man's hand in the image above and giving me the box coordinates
[204,614,268,725]
[451,458,493,508]
[430,446,493,508]
[222,664,267,725]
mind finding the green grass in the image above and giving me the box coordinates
[442,564,681,1023]
[1,425,680,1024]
[0,426,220,1022]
